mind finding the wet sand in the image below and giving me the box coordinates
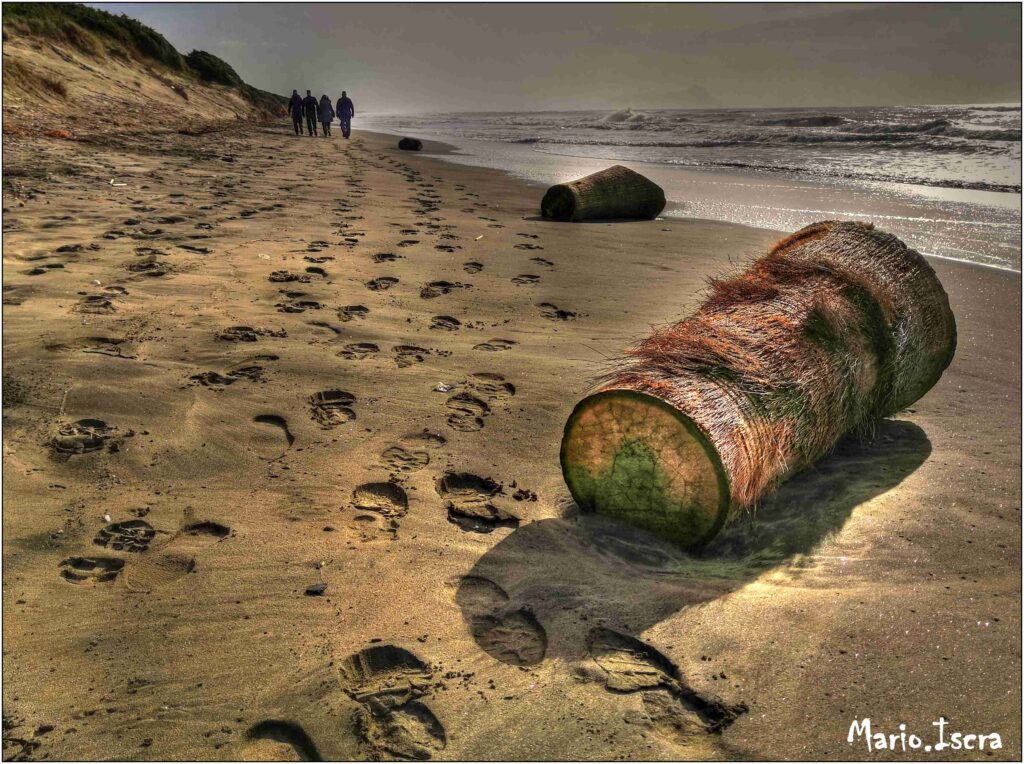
[2,126,1020,760]
[358,124,1024,272]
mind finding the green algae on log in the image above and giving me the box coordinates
[541,165,666,222]
[560,221,957,549]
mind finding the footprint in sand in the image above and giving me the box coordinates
[430,315,460,331]
[455,575,547,666]
[352,482,409,520]
[585,628,748,743]
[269,270,311,284]
[242,720,321,761]
[537,302,577,321]
[514,243,543,250]
[253,414,295,460]
[379,438,433,474]
[45,336,136,358]
[309,390,356,428]
[338,342,380,360]
[355,700,445,761]
[218,326,258,342]
[373,252,402,263]
[444,393,489,432]
[392,345,433,368]
[93,520,156,553]
[380,428,440,471]
[181,521,232,539]
[3,284,33,306]
[397,239,419,248]
[511,274,540,285]
[58,556,124,585]
[337,645,446,760]
[24,262,65,276]
[277,299,323,314]
[337,305,369,322]
[126,257,172,278]
[437,472,519,533]
[466,372,516,400]
[190,365,264,388]
[366,277,399,291]
[531,257,555,269]
[50,419,119,456]
[420,281,470,300]
[403,429,447,449]
[75,294,118,315]
[122,552,195,592]
[472,338,516,353]
[462,261,483,274]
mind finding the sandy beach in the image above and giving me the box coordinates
[2,124,1020,760]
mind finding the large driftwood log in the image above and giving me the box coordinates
[560,221,956,547]
[541,165,666,222]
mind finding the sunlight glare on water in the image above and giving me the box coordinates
[364,105,1022,271]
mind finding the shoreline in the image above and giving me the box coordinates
[361,127,1024,277]
[358,123,1023,272]
[2,125,1019,760]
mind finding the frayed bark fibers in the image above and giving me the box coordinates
[560,221,956,547]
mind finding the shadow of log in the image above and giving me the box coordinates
[457,419,930,665]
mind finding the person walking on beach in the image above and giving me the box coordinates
[336,91,355,139]
[318,94,335,137]
[288,89,303,135]
[301,89,319,137]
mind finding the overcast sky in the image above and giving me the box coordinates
[93,3,1021,114]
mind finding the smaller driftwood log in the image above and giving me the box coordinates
[398,137,423,151]
[560,221,956,548]
[541,165,666,221]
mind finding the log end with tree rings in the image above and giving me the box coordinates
[560,221,956,549]
[561,389,731,548]
[541,165,667,222]
[398,137,422,151]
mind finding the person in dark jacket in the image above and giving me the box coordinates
[318,94,335,137]
[301,90,319,137]
[287,90,303,135]
[335,91,355,139]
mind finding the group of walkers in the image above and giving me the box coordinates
[288,89,355,138]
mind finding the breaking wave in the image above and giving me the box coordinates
[362,103,1021,194]
[757,115,847,127]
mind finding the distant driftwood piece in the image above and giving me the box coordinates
[398,137,423,151]
[561,221,956,547]
[541,164,666,221]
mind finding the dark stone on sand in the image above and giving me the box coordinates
[398,137,423,151]
[305,582,327,596]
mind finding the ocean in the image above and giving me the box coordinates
[362,104,1022,271]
